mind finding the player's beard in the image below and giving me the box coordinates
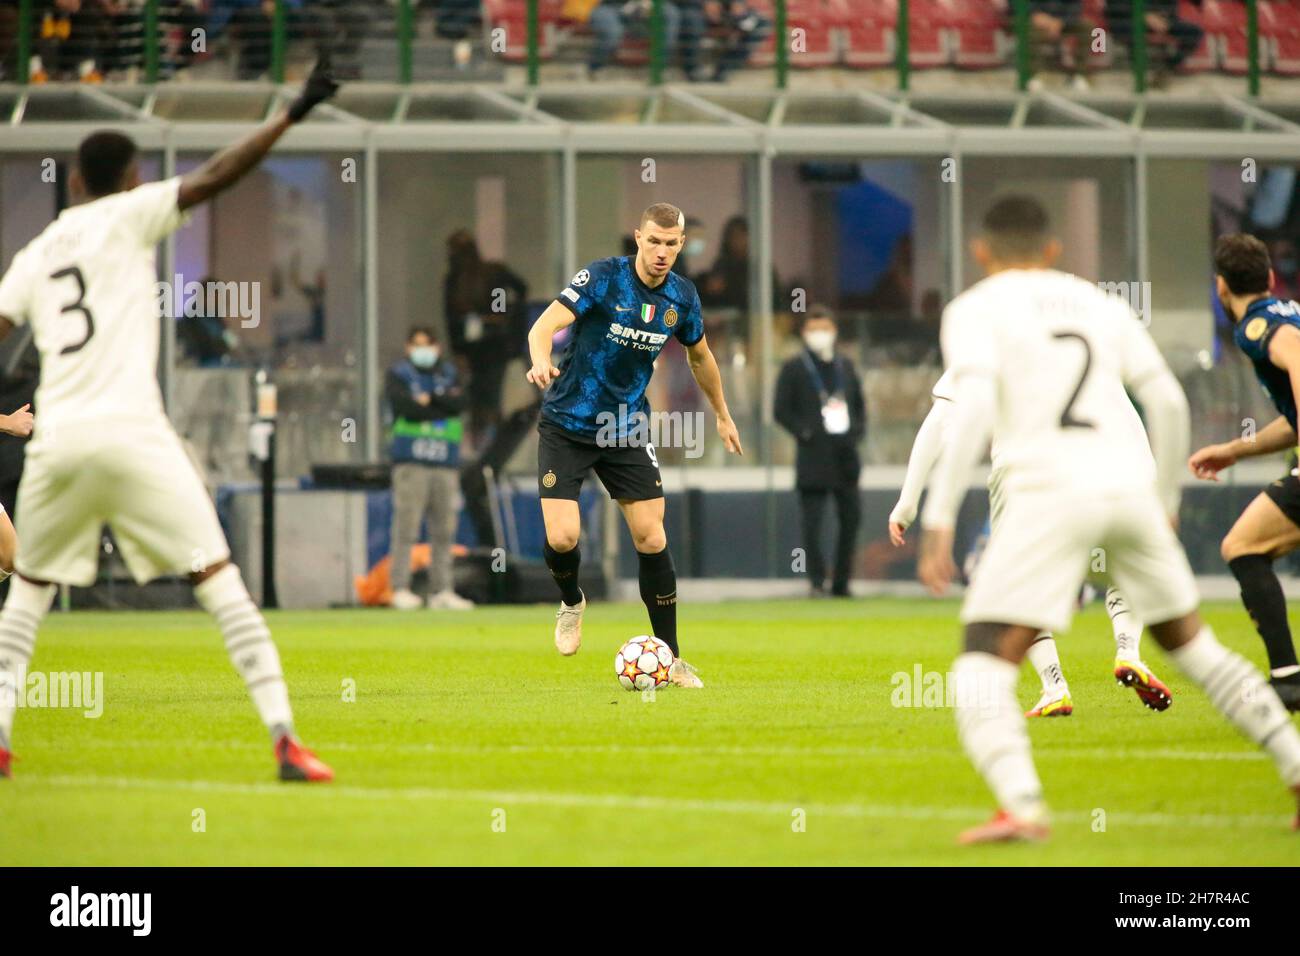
[641,250,672,277]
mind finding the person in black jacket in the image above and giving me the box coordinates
[443,229,528,449]
[774,306,866,597]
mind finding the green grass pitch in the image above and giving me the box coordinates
[2,598,1297,866]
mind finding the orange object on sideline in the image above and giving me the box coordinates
[354,543,470,606]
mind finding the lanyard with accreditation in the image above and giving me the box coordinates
[800,350,851,436]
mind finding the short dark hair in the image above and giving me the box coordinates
[981,195,1050,261]
[77,131,138,197]
[406,326,436,343]
[1214,233,1272,296]
[800,305,836,330]
[640,202,685,231]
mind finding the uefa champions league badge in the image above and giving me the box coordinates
[1245,317,1268,341]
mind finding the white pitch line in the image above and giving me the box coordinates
[63,737,1268,762]
[20,774,1290,831]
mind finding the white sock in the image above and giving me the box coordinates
[194,565,294,739]
[1170,626,1300,787]
[0,577,57,750]
[953,652,1049,822]
[1106,587,1142,661]
[1025,634,1067,695]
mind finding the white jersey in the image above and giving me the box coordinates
[0,178,186,430]
[940,268,1164,500]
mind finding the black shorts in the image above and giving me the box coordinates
[537,419,664,502]
[1264,473,1300,527]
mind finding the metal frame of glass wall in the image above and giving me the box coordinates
[4,83,1300,469]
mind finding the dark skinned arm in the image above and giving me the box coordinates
[177,56,338,211]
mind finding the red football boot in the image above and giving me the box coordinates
[275,735,334,782]
[958,809,1051,845]
[1114,659,1173,712]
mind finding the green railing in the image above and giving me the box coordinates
[1012,0,1030,91]
[7,0,1271,97]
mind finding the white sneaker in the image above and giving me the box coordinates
[554,592,586,656]
[427,588,475,610]
[669,658,704,688]
[390,588,422,611]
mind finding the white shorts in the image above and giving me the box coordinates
[961,488,1199,635]
[988,466,1008,532]
[15,418,231,586]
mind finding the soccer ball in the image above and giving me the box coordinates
[614,636,674,691]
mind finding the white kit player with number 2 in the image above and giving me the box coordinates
[916,196,1300,844]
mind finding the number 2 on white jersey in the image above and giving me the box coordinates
[1052,331,1095,430]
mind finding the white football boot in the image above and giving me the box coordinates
[668,658,704,688]
[554,592,586,656]
[390,588,423,611]
[1025,688,1073,718]
[427,588,475,610]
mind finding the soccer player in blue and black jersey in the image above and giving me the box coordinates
[1189,234,1300,711]
[524,202,744,687]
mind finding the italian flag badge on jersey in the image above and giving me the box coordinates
[640,303,656,324]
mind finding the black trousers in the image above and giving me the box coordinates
[799,486,860,592]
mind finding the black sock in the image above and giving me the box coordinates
[638,547,678,657]
[543,542,583,606]
[1228,554,1300,674]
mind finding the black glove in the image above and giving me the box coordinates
[288,53,339,123]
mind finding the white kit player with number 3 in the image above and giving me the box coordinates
[0,54,342,784]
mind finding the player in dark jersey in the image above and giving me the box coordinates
[525,202,744,687]
[1189,234,1300,710]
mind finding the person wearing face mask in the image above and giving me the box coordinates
[385,326,474,612]
[672,216,707,279]
[774,306,866,598]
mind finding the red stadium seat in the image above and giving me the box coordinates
[787,16,838,68]
[1260,0,1300,76]
[842,0,948,70]
[842,17,893,69]
[903,0,950,67]
[1175,0,1217,72]
[718,0,838,68]
[943,0,1010,69]
[1201,0,1252,74]
[485,0,563,62]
